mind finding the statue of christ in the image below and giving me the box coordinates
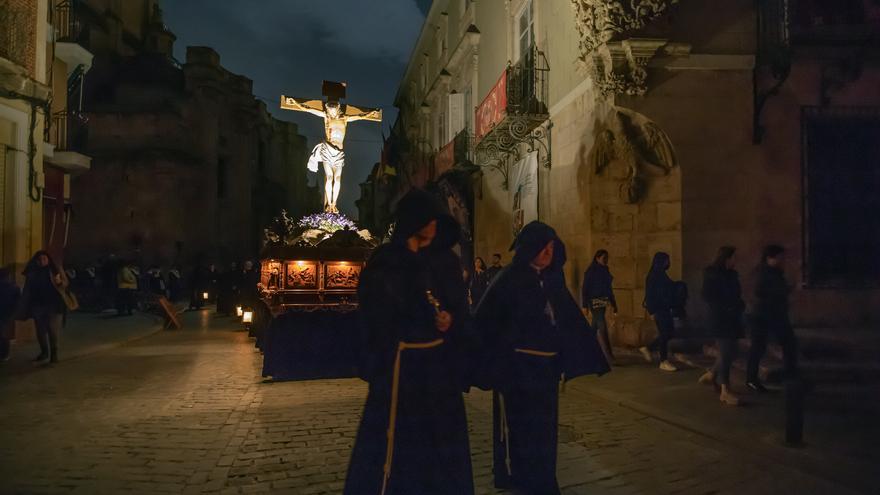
[281,82,382,213]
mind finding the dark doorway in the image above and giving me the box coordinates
[803,107,880,287]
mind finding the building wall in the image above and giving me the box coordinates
[393,0,880,336]
[67,41,316,268]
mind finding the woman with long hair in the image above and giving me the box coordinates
[470,256,489,309]
[700,246,746,406]
[21,251,67,364]
[582,249,617,365]
[640,252,678,372]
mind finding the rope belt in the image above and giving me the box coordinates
[497,348,559,478]
[498,392,512,476]
[381,338,445,495]
[514,348,558,357]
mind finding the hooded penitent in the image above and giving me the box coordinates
[473,221,609,494]
[344,188,473,495]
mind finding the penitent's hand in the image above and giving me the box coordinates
[435,311,452,333]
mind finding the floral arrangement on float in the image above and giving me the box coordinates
[263,210,375,247]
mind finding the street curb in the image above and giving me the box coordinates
[578,381,874,495]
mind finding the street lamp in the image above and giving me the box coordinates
[202,291,209,301]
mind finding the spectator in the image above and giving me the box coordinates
[582,249,617,365]
[20,251,67,364]
[147,266,167,297]
[470,257,490,309]
[117,260,138,316]
[640,252,679,372]
[700,246,746,406]
[168,266,182,303]
[485,253,504,283]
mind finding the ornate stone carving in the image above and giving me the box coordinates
[571,0,678,96]
[588,107,676,203]
[591,38,666,97]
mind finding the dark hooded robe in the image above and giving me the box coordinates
[474,221,609,495]
[343,189,474,495]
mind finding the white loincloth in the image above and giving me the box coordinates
[307,142,345,173]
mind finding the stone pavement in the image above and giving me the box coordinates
[0,311,869,494]
[1,310,166,375]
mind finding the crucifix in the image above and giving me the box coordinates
[281,81,382,213]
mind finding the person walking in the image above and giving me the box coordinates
[469,257,490,309]
[20,251,67,364]
[582,249,618,366]
[344,189,474,495]
[747,245,798,392]
[640,252,679,371]
[699,246,746,406]
[474,221,609,494]
[0,266,20,362]
[117,260,138,316]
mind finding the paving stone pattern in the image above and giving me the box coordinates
[0,315,861,494]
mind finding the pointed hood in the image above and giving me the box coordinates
[391,188,461,250]
[510,221,567,271]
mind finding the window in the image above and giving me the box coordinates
[803,107,880,287]
[217,159,227,199]
[516,0,535,63]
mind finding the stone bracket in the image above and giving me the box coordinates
[592,38,668,97]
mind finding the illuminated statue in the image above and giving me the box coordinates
[281,81,382,213]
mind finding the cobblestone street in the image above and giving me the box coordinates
[0,312,864,495]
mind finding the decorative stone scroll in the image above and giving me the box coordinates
[570,0,679,96]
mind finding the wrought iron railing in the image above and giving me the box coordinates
[506,45,549,116]
[55,0,87,45]
[51,110,88,152]
[0,2,32,68]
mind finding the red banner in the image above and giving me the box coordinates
[434,139,455,178]
[475,70,508,142]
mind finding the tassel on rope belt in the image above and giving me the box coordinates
[497,348,559,477]
[381,338,445,495]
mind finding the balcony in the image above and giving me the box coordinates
[46,110,91,173]
[434,128,475,179]
[473,46,550,188]
[54,0,93,75]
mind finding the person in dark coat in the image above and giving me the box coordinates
[0,266,20,362]
[474,221,609,495]
[485,253,504,283]
[20,251,67,364]
[640,252,679,371]
[239,260,260,310]
[167,266,182,303]
[699,246,745,406]
[747,245,798,392]
[469,256,490,309]
[188,263,207,310]
[147,266,167,297]
[582,249,617,365]
[344,188,474,495]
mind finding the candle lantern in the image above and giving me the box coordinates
[236,306,243,317]
[242,309,254,324]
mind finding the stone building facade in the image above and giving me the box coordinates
[1,0,94,273]
[387,0,880,343]
[64,1,318,268]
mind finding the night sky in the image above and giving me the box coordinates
[163,0,432,217]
